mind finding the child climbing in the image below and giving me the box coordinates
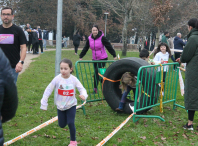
[116,72,137,111]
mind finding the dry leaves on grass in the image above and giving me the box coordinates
[32,135,37,138]
[118,138,122,142]
[140,136,146,140]
[52,135,56,139]
[44,133,50,138]
[182,133,188,139]
[161,137,166,141]
[91,137,99,140]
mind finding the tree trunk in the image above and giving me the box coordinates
[122,15,128,56]
[155,27,160,47]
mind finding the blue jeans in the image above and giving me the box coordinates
[64,42,67,47]
[57,106,76,141]
[11,68,19,84]
[121,86,136,103]
[43,39,47,49]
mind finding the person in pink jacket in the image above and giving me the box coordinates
[79,25,117,93]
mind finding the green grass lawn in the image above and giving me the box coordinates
[3,50,197,146]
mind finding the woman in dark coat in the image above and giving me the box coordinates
[177,18,198,130]
[73,31,81,55]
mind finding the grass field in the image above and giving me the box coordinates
[3,49,197,146]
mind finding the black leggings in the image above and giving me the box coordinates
[188,110,195,121]
[93,58,107,88]
[57,106,76,141]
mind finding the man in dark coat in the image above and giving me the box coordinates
[177,18,198,130]
[144,39,149,50]
[174,33,185,60]
[32,28,39,54]
[37,26,43,53]
[73,31,81,55]
[0,49,18,145]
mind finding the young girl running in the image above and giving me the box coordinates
[153,43,171,82]
[40,58,88,146]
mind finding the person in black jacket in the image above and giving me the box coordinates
[73,31,81,55]
[32,28,39,54]
[37,26,43,53]
[0,49,18,145]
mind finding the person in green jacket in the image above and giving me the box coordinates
[176,18,198,130]
[161,31,169,45]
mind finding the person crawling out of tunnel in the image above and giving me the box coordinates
[116,72,140,111]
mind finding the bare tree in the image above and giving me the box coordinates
[150,0,173,47]
[97,0,139,56]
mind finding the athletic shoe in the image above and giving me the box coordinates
[94,88,97,94]
[68,141,77,146]
[26,51,29,53]
[41,52,44,54]
[183,123,193,130]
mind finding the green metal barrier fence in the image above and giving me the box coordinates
[133,62,185,122]
[75,60,116,115]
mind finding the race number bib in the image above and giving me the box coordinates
[58,84,74,96]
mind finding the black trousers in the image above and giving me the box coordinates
[188,110,195,121]
[74,45,79,54]
[175,52,182,60]
[27,41,32,52]
[93,58,107,88]
[32,42,39,54]
[38,40,43,53]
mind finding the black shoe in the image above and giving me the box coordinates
[183,123,193,130]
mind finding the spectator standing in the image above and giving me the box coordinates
[144,39,149,50]
[32,28,39,54]
[73,31,81,55]
[24,28,29,53]
[0,49,18,145]
[25,23,32,53]
[37,26,43,54]
[0,7,27,84]
[63,36,67,48]
[173,33,186,60]
[150,39,155,51]
[176,18,198,130]
[43,28,49,50]
[161,31,169,45]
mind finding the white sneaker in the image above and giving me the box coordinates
[26,51,29,53]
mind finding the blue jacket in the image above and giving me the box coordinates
[0,49,18,145]
[43,30,49,40]
[174,36,185,50]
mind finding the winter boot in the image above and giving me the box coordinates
[116,102,124,111]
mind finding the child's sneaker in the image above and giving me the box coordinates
[183,123,193,130]
[93,88,97,94]
[68,141,77,146]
